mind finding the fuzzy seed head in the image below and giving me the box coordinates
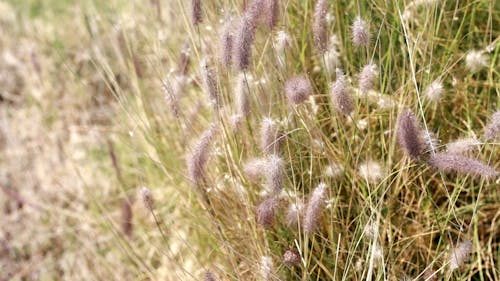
[303,183,327,233]
[243,158,267,183]
[351,17,370,47]
[140,187,154,210]
[200,59,220,108]
[256,196,279,227]
[446,137,480,156]
[424,80,444,102]
[313,0,328,53]
[358,160,384,183]
[187,124,218,187]
[358,63,378,92]
[428,153,498,178]
[260,118,283,155]
[234,1,262,70]
[331,69,354,116]
[449,240,473,271]
[285,75,313,105]
[264,155,284,194]
[283,249,301,266]
[324,162,344,178]
[264,0,279,29]
[465,50,488,72]
[275,30,291,52]
[484,110,500,140]
[191,0,202,26]
[235,72,251,117]
[397,109,425,159]
[220,21,234,68]
[286,201,303,227]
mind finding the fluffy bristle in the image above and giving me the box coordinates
[200,59,220,108]
[234,72,251,117]
[331,69,354,116]
[140,187,154,211]
[397,109,424,159]
[264,0,279,29]
[449,240,473,271]
[285,75,313,105]
[484,110,500,140]
[186,124,218,187]
[260,117,282,155]
[283,249,301,266]
[264,155,284,194]
[358,63,378,93]
[312,0,328,53]
[428,153,498,178]
[303,183,327,233]
[351,17,370,47]
[256,196,279,227]
[424,80,444,102]
[465,50,488,72]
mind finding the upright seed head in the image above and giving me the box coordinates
[397,109,425,159]
[234,0,262,71]
[200,59,220,108]
[285,75,313,105]
[260,118,283,155]
[285,200,303,227]
[358,63,378,93]
[312,0,328,53]
[256,196,279,227]
[264,0,279,29]
[264,155,284,194]
[275,30,291,52]
[186,124,218,187]
[424,80,444,102]
[484,110,500,140]
[220,20,234,69]
[140,187,154,211]
[330,69,354,116]
[465,50,488,72]
[191,0,202,26]
[351,17,370,47]
[303,183,327,233]
[243,158,267,183]
[449,240,473,271]
[234,72,251,117]
[428,153,498,178]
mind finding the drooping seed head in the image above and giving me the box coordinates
[397,109,425,159]
[303,183,327,233]
[283,249,301,266]
[424,80,444,102]
[358,63,378,93]
[140,186,154,211]
[186,124,218,187]
[260,117,283,155]
[465,50,488,72]
[330,69,354,116]
[449,240,473,271]
[234,72,251,117]
[191,0,202,26]
[351,17,370,47]
[484,110,500,140]
[285,75,313,105]
[428,153,498,178]
[200,59,220,108]
[256,196,279,227]
[313,0,328,53]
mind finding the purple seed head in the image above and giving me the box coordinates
[428,153,498,178]
[234,72,251,117]
[234,0,263,70]
[330,69,354,116]
[397,109,424,159]
[285,75,313,105]
[484,110,500,140]
[256,196,279,227]
[264,155,284,194]
[200,59,220,108]
[351,16,370,47]
[358,63,378,93]
[220,21,234,68]
[186,124,218,187]
[204,270,218,281]
[303,183,327,233]
[191,0,202,26]
[283,249,301,266]
[313,0,328,53]
[243,158,267,183]
[264,0,279,29]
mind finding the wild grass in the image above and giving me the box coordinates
[0,0,498,280]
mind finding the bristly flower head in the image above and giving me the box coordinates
[286,200,303,227]
[331,69,354,116]
[358,63,378,93]
[465,50,488,72]
[260,117,283,155]
[283,249,301,266]
[191,0,202,26]
[264,155,284,194]
[428,153,498,178]
[446,137,480,156]
[234,72,251,117]
[199,59,220,108]
[397,109,425,159]
[358,160,384,184]
[303,183,327,233]
[233,0,262,71]
[256,196,279,227]
[313,0,328,53]
[264,0,279,29]
[243,158,267,183]
[220,19,234,68]
[275,30,291,52]
[484,110,500,140]
[186,124,218,187]
[140,186,154,211]
[351,17,370,47]
[424,80,444,102]
[285,75,313,105]
[449,240,473,271]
